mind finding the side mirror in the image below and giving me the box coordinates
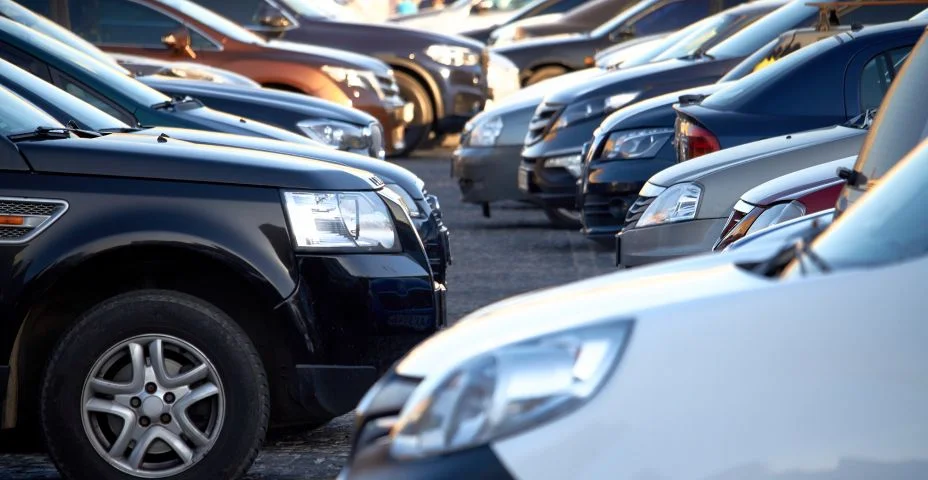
[471,0,493,14]
[608,25,635,42]
[161,28,196,59]
[259,14,292,29]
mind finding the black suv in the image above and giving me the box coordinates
[0,84,445,479]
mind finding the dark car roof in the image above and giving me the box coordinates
[699,20,928,117]
[513,0,639,36]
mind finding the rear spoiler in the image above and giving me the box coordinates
[807,0,928,31]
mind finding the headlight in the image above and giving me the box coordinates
[297,119,372,151]
[384,183,424,218]
[551,93,638,132]
[282,191,398,251]
[322,65,382,97]
[635,182,702,227]
[425,45,480,67]
[543,153,582,177]
[467,116,504,147]
[746,201,806,235]
[390,319,633,459]
[600,128,673,160]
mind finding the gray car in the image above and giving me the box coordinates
[618,123,867,266]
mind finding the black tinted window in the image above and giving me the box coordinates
[70,0,180,46]
[191,0,260,24]
[538,0,587,14]
[13,0,50,16]
[838,4,926,25]
[50,70,136,125]
[0,41,48,78]
[859,46,911,111]
[631,0,710,36]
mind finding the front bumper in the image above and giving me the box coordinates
[453,144,530,204]
[275,254,446,423]
[617,218,727,267]
[518,155,581,209]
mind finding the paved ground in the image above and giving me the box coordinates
[0,148,617,479]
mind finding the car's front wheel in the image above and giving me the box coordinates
[41,290,269,480]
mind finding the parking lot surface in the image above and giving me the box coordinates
[0,148,617,479]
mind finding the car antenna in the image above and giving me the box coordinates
[157,133,170,143]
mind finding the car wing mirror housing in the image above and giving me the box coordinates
[162,28,196,59]
[609,25,635,42]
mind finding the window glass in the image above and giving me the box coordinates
[0,41,48,78]
[0,87,64,135]
[277,0,357,20]
[188,0,259,24]
[56,75,135,125]
[707,1,817,58]
[859,46,912,111]
[69,0,182,46]
[535,0,587,15]
[838,4,926,25]
[631,0,710,37]
[12,0,51,16]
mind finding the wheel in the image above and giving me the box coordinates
[525,66,568,86]
[394,70,435,157]
[41,290,269,480]
[544,207,582,229]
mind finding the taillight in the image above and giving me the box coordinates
[678,119,720,161]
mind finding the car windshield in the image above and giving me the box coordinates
[637,9,766,66]
[1,18,170,106]
[701,34,834,109]
[0,58,129,131]
[0,85,64,136]
[279,0,358,20]
[784,139,928,275]
[0,0,130,74]
[707,0,815,58]
[158,0,267,43]
[591,0,660,38]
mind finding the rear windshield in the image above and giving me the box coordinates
[701,34,835,109]
[0,86,64,136]
[706,0,816,58]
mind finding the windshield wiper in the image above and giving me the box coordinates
[8,126,101,142]
[686,48,715,61]
[151,95,199,111]
[753,217,830,277]
[98,126,142,134]
[793,237,831,275]
[843,108,877,129]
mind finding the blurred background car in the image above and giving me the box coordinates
[391,0,536,33]
[187,0,496,156]
[618,19,926,267]
[23,0,414,157]
[462,0,597,43]
[488,0,636,46]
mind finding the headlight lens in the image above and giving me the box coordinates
[390,319,633,459]
[635,182,702,227]
[384,183,423,218]
[297,119,372,151]
[543,154,583,177]
[425,45,480,67]
[552,93,637,132]
[322,65,382,97]
[283,191,398,251]
[600,128,674,160]
[746,201,806,236]
[467,116,504,147]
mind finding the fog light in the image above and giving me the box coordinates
[543,154,583,177]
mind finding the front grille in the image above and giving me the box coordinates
[525,102,563,146]
[623,196,656,228]
[0,200,59,216]
[377,72,402,101]
[368,122,385,159]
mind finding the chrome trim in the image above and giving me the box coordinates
[0,197,68,244]
[734,200,754,214]
[638,182,666,198]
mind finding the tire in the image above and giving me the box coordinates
[394,70,435,157]
[544,207,582,229]
[42,290,269,480]
[525,66,568,86]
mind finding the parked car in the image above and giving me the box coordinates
[0,57,452,283]
[341,136,928,480]
[185,0,497,155]
[0,83,444,480]
[462,0,595,43]
[673,21,920,161]
[110,53,260,87]
[22,0,413,157]
[524,1,922,228]
[488,0,635,46]
[494,0,748,85]
[713,156,852,251]
[725,207,834,252]
[619,21,926,268]
[392,0,536,34]
[454,1,775,216]
[0,17,336,145]
[579,25,856,242]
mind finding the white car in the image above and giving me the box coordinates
[340,136,928,479]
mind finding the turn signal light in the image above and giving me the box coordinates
[0,215,24,225]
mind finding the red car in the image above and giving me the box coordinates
[713,156,852,251]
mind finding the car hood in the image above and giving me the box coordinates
[599,82,727,132]
[141,77,372,125]
[545,57,718,104]
[397,250,773,378]
[742,156,855,207]
[19,133,378,191]
[129,127,423,198]
[266,39,391,74]
[649,125,866,186]
[166,104,315,144]
[307,18,486,50]
[113,53,260,87]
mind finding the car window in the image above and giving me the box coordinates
[190,0,260,24]
[838,3,926,25]
[591,0,661,38]
[0,85,64,135]
[0,40,49,78]
[707,1,817,58]
[50,70,137,125]
[858,46,912,111]
[629,0,710,37]
[789,140,928,274]
[68,0,218,50]
[535,0,587,15]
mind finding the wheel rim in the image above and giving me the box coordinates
[81,334,225,478]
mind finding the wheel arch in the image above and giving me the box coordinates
[385,58,444,121]
[522,62,572,85]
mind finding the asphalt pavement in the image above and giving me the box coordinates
[0,148,618,479]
